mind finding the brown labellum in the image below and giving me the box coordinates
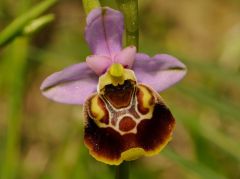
[84,79,175,165]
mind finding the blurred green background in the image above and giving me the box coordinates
[0,0,240,178]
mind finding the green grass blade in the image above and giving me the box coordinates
[176,84,240,121]
[163,149,227,179]
[173,108,240,162]
[0,38,29,179]
[0,0,57,46]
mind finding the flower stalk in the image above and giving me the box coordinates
[115,162,129,179]
[116,0,139,50]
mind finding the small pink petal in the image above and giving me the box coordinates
[114,46,136,68]
[86,55,112,75]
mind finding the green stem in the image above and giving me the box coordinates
[116,0,139,50]
[115,162,129,179]
[82,0,101,15]
[1,38,29,179]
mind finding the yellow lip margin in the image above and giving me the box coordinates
[84,126,175,165]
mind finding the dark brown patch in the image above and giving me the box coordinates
[136,103,175,151]
[103,80,134,109]
[84,116,126,161]
[119,117,136,132]
[84,100,175,162]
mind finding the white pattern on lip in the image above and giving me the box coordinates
[88,82,157,135]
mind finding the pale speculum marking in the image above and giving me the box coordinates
[96,82,156,135]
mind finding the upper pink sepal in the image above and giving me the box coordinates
[85,7,124,57]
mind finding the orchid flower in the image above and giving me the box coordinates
[40,7,187,165]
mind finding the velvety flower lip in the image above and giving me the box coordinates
[41,7,186,105]
[84,83,175,165]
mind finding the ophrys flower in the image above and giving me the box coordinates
[41,7,186,165]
